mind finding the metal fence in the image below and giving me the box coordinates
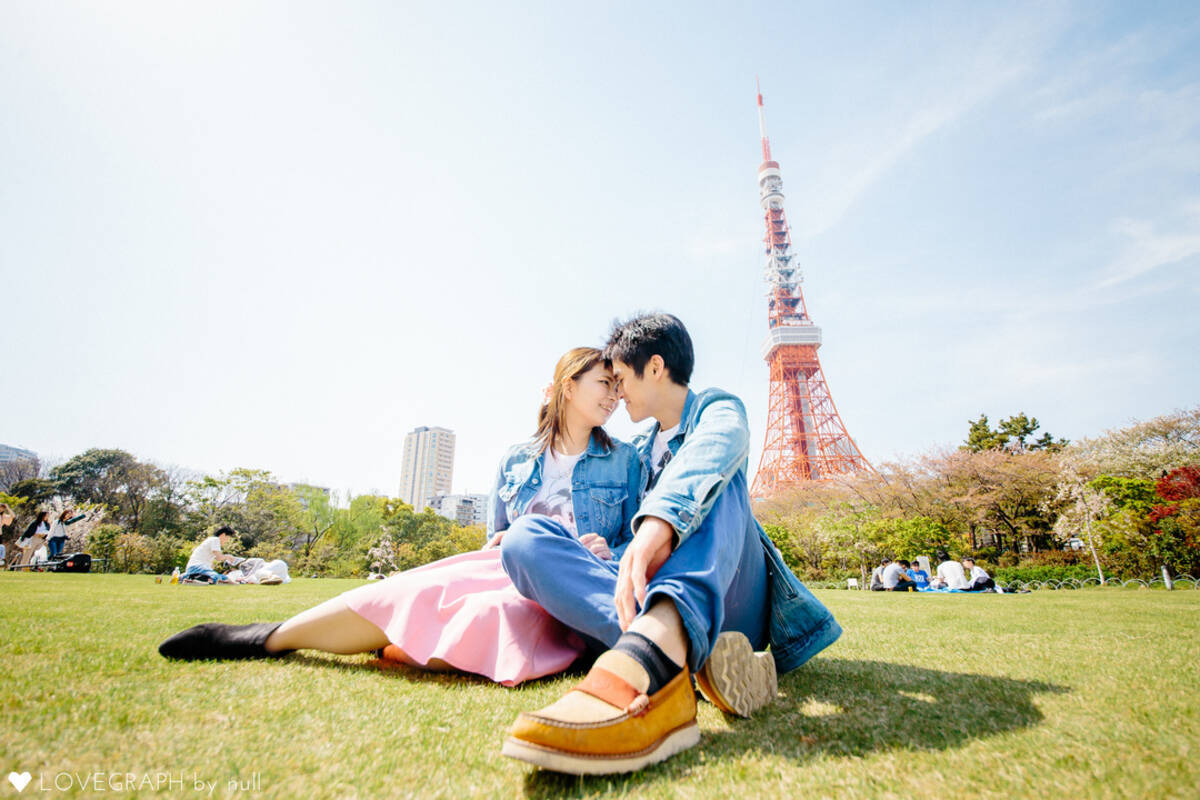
[807,576,1200,591]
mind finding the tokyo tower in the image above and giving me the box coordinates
[751,84,873,496]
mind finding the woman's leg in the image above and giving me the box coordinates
[264,598,390,655]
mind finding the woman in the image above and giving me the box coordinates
[15,510,51,568]
[47,509,82,560]
[159,347,646,686]
[0,503,14,566]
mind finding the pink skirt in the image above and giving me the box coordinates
[339,548,585,686]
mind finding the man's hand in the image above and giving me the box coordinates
[483,531,504,550]
[578,533,612,561]
[615,517,675,630]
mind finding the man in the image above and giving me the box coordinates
[870,558,890,591]
[499,313,842,774]
[934,550,968,590]
[180,526,237,584]
[962,558,996,592]
[908,559,931,589]
[881,559,918,592]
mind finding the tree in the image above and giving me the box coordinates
[964,414,1005,452]
[1051,464,1110,584]
[963,412,1066,453]
[0,456,40,492]
[1147,465,1200,579]
[293,485,338,560]
[7,478,59,504]
[942,448,1061,551]
[50,449,165,532]
[1070,407,1200,480]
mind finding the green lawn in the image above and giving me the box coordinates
[2,574,1197,799]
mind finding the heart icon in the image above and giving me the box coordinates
[8,772,32,792]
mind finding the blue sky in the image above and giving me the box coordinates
[2,1,1197,499]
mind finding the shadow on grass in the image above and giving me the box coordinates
[275,650,591,688]
[522,657,1069,798]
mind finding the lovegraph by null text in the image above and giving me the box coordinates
[5,770,261,795]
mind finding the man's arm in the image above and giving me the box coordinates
[631,393,749,547]
[615,392,750,628]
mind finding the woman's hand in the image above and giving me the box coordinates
[578,533,612,561]
[483,531,505,550]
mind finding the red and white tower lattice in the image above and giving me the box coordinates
[751,85,873,495]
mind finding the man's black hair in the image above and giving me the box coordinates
[935,551,950,562]
[603,313,694,386]
[898,560,911,568]
[215,525,235,537]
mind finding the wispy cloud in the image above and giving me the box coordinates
[792,8,1069,240]
[1098,202,1200,287]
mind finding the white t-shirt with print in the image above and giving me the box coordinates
[650,424,680,483]
[187,536,224,569]
[526,449,583,536]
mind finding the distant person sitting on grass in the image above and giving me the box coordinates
[870,559,890,591]
[882,559,919,592]
[907,560,930,589]
[962,558,996,592]
[933,551,968,590]
[179,526,237,584]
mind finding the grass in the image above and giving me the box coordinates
[1,574,1197,799]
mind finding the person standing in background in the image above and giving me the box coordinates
[47,509,84,559]
[0,503,14,566]
[15,510,50,568]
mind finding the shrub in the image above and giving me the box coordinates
[994,564,1102,584]
[1019,550,1087,567]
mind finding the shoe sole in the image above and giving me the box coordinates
[501,721,699,775]
[695,632,777,717]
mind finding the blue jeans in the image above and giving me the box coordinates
[47,538,66,559]
[501,478,769,673]
[180,565,230,583]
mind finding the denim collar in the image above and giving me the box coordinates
[517,429,610,459]
[648,389,696,444]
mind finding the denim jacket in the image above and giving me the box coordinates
[631,388,842,673]
[487,432,646,558]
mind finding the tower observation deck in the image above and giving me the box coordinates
[751,85,872,495]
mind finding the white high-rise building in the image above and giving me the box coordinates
[432,493,488,528]
[399,426,455,511]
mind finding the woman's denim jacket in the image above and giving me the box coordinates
[632,388,843,674]
[487,432,646,559]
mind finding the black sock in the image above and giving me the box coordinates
[612,631,683,694]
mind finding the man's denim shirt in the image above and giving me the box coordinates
[487,432,646,558]
[631,388,842,673]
